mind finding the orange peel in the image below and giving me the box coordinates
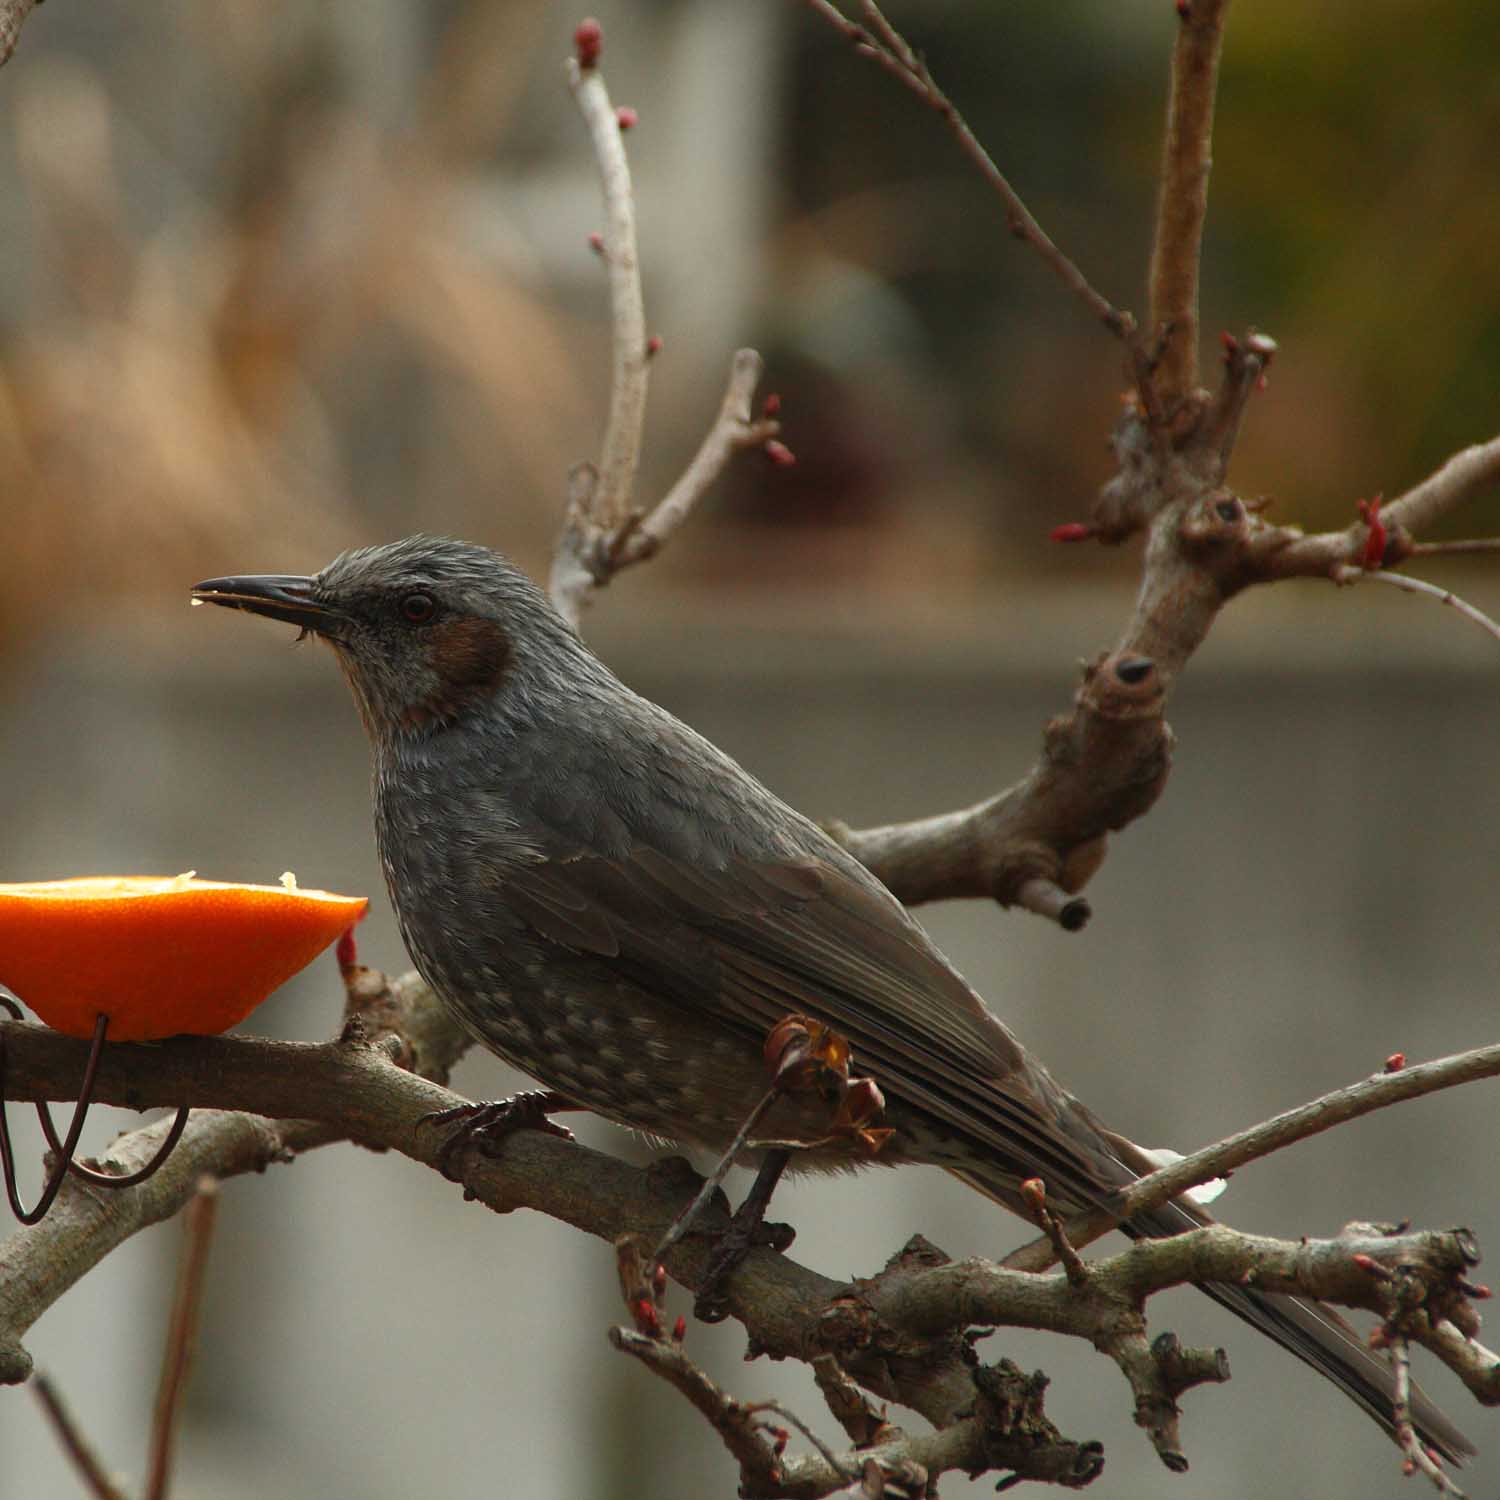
[0,874,368,1040]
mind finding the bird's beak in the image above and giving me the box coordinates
[190,574,339,635]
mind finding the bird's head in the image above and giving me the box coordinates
[192,536,570,741]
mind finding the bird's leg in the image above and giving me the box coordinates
[693,1147,796,1323]
[419,1091,579,1181]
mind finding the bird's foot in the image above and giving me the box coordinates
[419,1091,578,1181]
[693,1148,796,1324]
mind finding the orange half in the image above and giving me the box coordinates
[0,874,368,1040]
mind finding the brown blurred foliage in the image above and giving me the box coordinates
[0,0,1494,649]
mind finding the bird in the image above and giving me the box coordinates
[192,534,1470,1463]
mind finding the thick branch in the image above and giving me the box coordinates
[834,420,1500,918]
[6,1009,1500,1436]
[1147,0,1231,400]
[828,650,1169,927]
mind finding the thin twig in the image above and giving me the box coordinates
[145,1177,221,1500]
[750,1397,857,1481]
[567,50,648,532]
[1408,538,1500,557]
[1147,0,1232,400]
[1007,1040,1500,1271]
[1384,434,1500,538]
[799,0,1134,340]
[623,348,776,561]
[1330,564,1500,648]
[1392,1337,1468,1497]
[608,1327,784,1487]
[30,1374,129,1500]
[653,1082,781,1265]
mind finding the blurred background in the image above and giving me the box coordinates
[1,1,1498,1497]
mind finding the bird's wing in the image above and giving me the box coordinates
[492,806,1128,1207]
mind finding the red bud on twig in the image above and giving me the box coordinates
[574,18,602,69]
[1050,522,1094,543]
[764,440,796,468]
[616,106,638,131]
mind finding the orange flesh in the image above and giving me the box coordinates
[0,876,368,1040]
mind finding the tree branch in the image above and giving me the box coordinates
[1005,1043,1500,1273]
[799,0,1134,341]
[570,39,648,537]
[4,1000,1498,1487]
[548,30,784,630]
[1147,0,1231,402]
[30,1374,128,1500]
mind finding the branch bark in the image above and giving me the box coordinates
[548,30,784,629]
[1147,0,1231,402]
[5,998,1499,1488]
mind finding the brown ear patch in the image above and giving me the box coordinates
[432,616,510,694]
[405,616,511,730]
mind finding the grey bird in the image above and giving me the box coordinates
[192,534,1470,1463]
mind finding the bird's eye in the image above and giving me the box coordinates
[399,591,436,624]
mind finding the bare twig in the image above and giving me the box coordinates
[549,31,781,629]
[1384,434,1500,539]
[1147,0,1232,401]
[1330,564,1500,647]
[799,0,1134,340]
[145,1178,220,1500]
[1409,538,1500,558]
[1006,1041,1500,1271]
[652,1082,781,1266]
[30,1374,129,1500]
[569,45,648,533]
[1249,434,1500,583]
[1392,1337,1469,1497]
[621,348,778,563]
[610,1324,1093,1498]
[749,1397,856,1483]
[608,1326,786,1491]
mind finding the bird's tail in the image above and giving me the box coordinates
[950,1169,1474,1465]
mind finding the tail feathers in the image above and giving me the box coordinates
[950,1168,1474,1464]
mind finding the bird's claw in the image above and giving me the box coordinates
[419,1091,577,1181]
